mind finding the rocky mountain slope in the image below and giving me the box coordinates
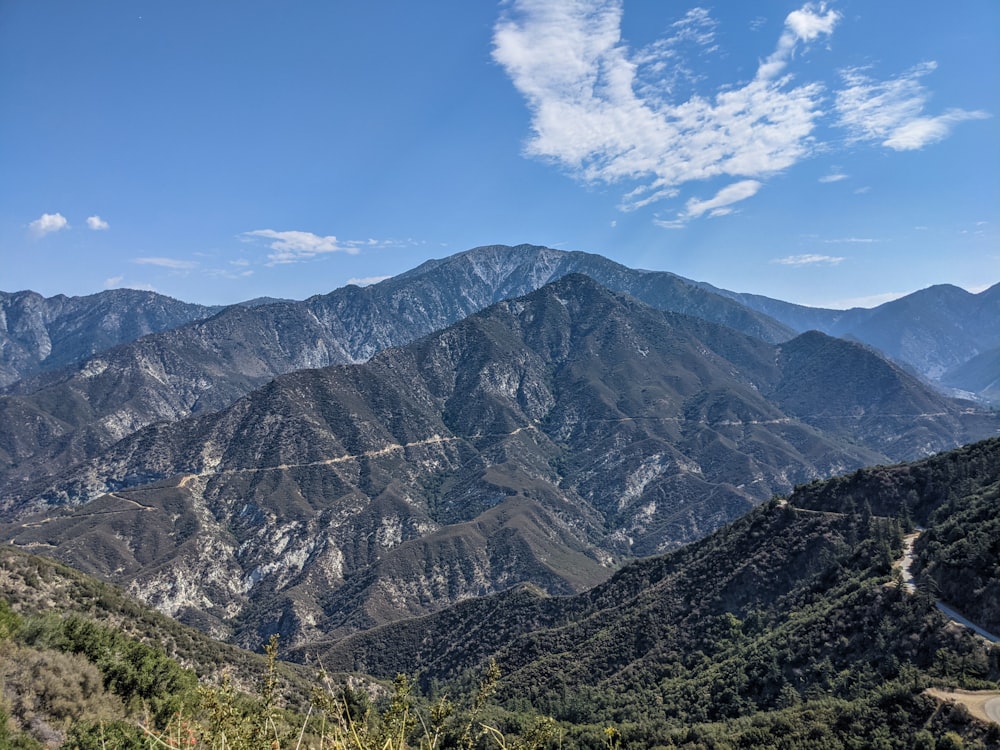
[3,276,995,651]
[3,442,998,749]
[0,245,794,497]
[0,288,220,388]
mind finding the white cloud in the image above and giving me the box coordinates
[493,1,835,220]
[835,63,990,151]
[785,3,839,42]
[86,215,110,231]
[883,109,991,151]
[758,2,839,80]
[104,275,125,288]
[241,229,359,264]
[29,212,69,237]
[819,172,847,183]
[822,237,875,244]
[133,257,199,270]
[771,254,845,266]
[494,1,987,228]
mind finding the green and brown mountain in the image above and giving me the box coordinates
[1,438,998,749]
[2,276,995,653]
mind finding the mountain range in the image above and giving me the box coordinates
[702,279,1000,385]
[2,273,996,651]
[1,244,998,747]
[0,288,220,388]
[2,246,997,510]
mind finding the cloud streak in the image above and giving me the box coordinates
[835,62,990,151]
[771,254,845,266]
[133,257,199,270]
[241,229,359,265]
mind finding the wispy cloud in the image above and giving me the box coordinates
[133,257,199,270]
[494,1,988,228]
[822,237,876,244]
[347,276,392,287]
[29,212,69,237]
[241,229,359,265]
[771,254,845,266]
[86,215,110,231]
[819,172,847,183]
[656,180,763,228]
[835,62,990,151]
[685,179,762,219]
[103,276,156,292]
[823,291,907,309]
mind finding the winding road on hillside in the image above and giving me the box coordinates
[894,528,1000,643]
[893,530,1000,725]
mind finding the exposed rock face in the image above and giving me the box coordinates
[0,289,219,388]
[3,276,995,650]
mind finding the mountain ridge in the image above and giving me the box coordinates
[0,245,796,499]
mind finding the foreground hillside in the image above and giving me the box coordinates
[2,440,999,749]
[0,546,320,749]
[314,439,1000,747]
[4,276,995,653]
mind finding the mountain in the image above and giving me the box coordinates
[0,288,220,388]
[703,281,1000,392]
[941,346,1000,406]
[0,245,796,498]
[310,439,1000,748]
[3,276,995,653]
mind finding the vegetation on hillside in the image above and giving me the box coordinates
[2,439,999,748]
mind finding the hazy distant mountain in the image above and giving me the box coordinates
[702,281,1000,392]
[0,245,794,497]
[3,276,994,649]
[941,345,1000,406]
[0,289,220,388]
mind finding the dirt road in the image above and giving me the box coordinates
[925,689,1000,725]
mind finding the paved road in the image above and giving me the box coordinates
[891,530,1000,644]
[935,602,1000,643]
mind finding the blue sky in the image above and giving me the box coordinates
[2,1,997,308]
